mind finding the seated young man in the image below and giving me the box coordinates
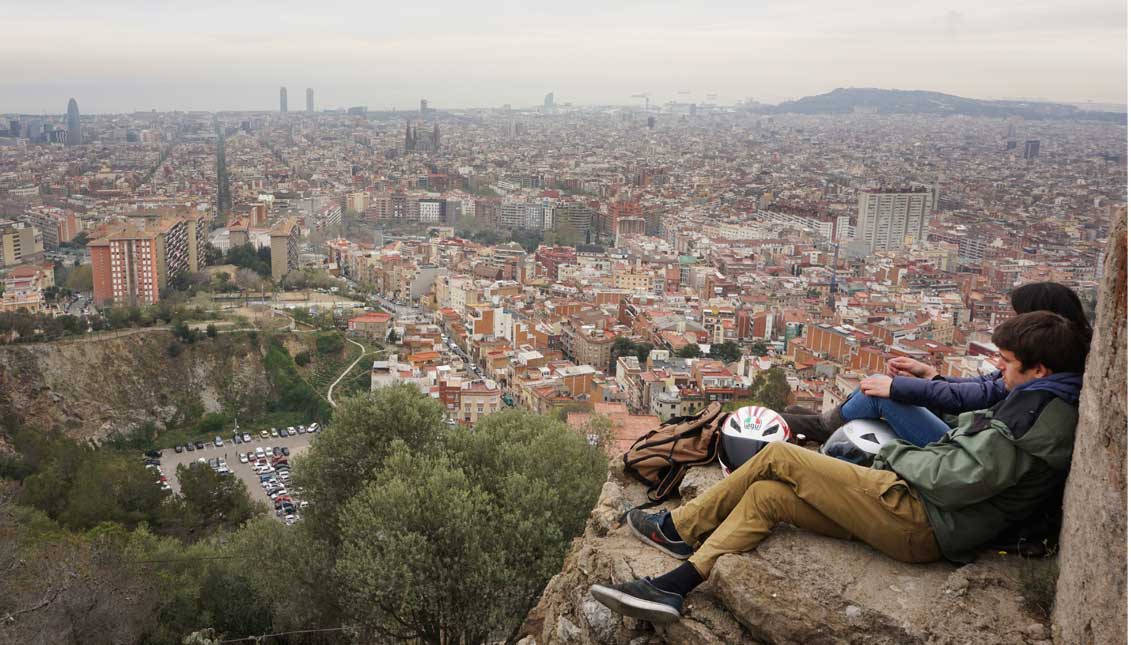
[591,311,1087,624]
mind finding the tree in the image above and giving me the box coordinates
[676,343,702,358]
[294,350,311,366]
[205,323,217,338]
[202,242,223,266]
[333,410,605,644]
[751,341,770,357]
[64,264,92,292]
[295,385,447,531]
[234,267,262,292]
[175,462,257,530]
[56,453,167,530]
[708,340,742,364]
[746,364,791,409]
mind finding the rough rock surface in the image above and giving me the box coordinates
[520,460,1050,644]
[1052,210,1126,644]
[0,331,272,443]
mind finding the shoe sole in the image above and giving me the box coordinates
[627,517,692,560]
[590,584,681,624]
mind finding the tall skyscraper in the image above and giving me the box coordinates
[1024,140,1041,160]
[420,99,428,114]
[306,88,314,112]
[544,92,554,108]
[280,87,288,113]
[65,98,81,146]
[854,187,934,252]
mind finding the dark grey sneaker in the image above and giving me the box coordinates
[590,578,683,624]
[626,509,692,560]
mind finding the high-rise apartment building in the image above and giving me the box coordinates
[306,88,314,112]
[1024,140,1040,160]
[544,92,554,108]
[0,222,44,267]
[420,99,428,114]
[90,218,192,306]
[65,98,81,146]
[854,188,933,252]
[270,218,300,281]
[553,203,595,241]
[280,87,288,113]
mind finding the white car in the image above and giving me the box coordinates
[270,428,279,438]
[239,453,249,464]
[255,447,265,459]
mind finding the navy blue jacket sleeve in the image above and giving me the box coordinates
[888,373,1007,414]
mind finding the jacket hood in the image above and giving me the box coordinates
[1011,372,1083,404]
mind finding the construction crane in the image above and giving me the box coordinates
[630,93,650,112]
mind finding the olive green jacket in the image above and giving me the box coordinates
[873,389,1077,563]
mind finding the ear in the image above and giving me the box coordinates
[1032,363,1053,379]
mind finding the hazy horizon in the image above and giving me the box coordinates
[2,0,1126,114]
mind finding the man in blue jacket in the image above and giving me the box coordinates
[590,311,1087,625]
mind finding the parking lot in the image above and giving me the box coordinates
[160,426,320,523]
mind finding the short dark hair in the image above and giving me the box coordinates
[1010,282,1093,344]
[992,311,1089,374]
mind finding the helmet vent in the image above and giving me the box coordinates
[860,432,878,444]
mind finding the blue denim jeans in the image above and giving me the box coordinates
[840,388,951,447]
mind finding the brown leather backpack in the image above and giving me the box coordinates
[622,402,726,502]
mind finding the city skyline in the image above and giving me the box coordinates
[0,0,1125,113]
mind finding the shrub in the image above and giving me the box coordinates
[294,351,312,366]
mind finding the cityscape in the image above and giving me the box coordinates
[0,72,1126,645]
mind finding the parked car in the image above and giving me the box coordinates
[214,436,224,448]
[243,433,252,443]
[194,441,205,450]
[255,447,265,459]
[174,445,184,454]
[308,423,319,433]
[296,426,306,434]
[270,428,279,438]
[279,428,289,438]
[144,449,162,459]
[260,430,269,440]
[281,447,290,456]
[239,453,249,464]
[272,447,282,457]
[185,443,195,452]
[233,434,243,445]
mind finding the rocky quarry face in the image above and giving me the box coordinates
[0,331,272,444]
[519,462,1053,645]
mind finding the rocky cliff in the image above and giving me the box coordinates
[1052,211,1126,644]
[520,464,1052,645]
[0,331,272,443]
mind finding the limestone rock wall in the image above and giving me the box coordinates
[1052,211,1127,644]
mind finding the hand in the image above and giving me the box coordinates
[886,356,937,380]
[860,375,894,398]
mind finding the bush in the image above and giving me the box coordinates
[167,341,184,357]
[205,324,217,338]
[294,351,312,366]
[315,333,344,355]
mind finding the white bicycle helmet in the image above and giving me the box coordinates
[821,419,898,466]
[718,406,792,475]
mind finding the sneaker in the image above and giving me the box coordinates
[626,509,693,560]
[590,578,683,624]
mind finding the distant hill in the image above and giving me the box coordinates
[765,87,1126,123]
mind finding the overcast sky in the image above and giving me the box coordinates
[1,0,1126,114]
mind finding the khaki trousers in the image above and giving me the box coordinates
[671,442,941,576]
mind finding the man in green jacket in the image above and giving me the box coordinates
[591,311,1088,624]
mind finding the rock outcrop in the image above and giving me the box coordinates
[0,331,272,443]
[521,463,1051,645]
[1052,210,1126,644]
